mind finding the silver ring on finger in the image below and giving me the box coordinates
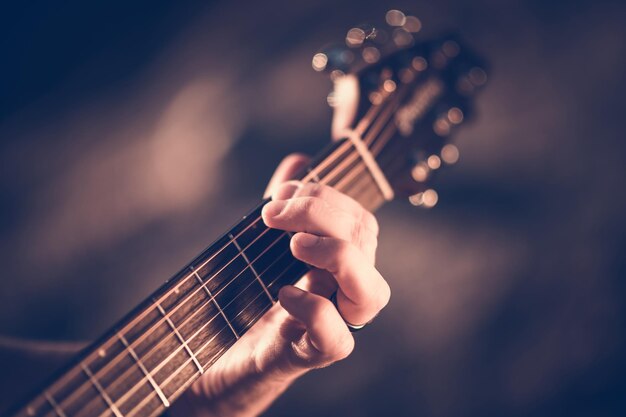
[329,291,375,333]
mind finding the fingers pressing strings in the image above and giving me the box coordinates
[263,182,379,262]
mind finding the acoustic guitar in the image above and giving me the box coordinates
[5,10,487,417]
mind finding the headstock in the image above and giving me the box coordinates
[312,10,488,208]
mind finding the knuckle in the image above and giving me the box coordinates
[334,335,355,360]
[378,280,392,310]
[351,210,378,254]
[311,297,335,321]
[349,217,367,246]
[300,196,326,219]
[327,240,352,274]
[365,211,380,236]
[301,182,325,199]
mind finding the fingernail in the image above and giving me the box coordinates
[263,200,287,218]
[279,285,304,300]
[272,181,302,201]
[295,233,319,247]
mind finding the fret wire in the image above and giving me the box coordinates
[191,268,241,339]
[93,138,373,414]
[18,99,396,417]
[80,363,123,417]
[123,258,300,417]
[154,300,205,374]
[54,215,282,410]
[116,333,170,408]
[63,146,365,416]
[29,138,363,417]
[99,229,293,413]
[124,325,236,417]
[92,293,226,415]
[100,247,298,417]
[229,232,275,304]
[43,391,67,417]
[95,232,295,413]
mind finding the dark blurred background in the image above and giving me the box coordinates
[1,0,625,416]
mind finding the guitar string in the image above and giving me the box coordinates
[108,90,413,416]
[126,104,412,413]
[87,245,299,417]
[48,83,410,417]
[38,129,361,406]
[38,131,375,417]
[36,75,410,417]
[81,152,378,417]
[333,79,415,195]
[48,70,412,411]
[43,134,373,413]
[80,133,392,416]
[123,258,296,417]
[49,97,406,417]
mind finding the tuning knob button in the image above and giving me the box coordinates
[312,53,328,71]
[346,27,367,47]
[403,16,422,33]
[385,9,407,26]
[313,44,355,74]
[411,162,429,182]
[409,189,439,208]
[433,117,451,136]
[427,155,442,170]
[412,56,428,71]
[447,107,464,124]
[441,144,460,164]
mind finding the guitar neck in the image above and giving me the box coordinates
[8,138,388,417]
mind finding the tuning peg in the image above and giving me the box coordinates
[312,44,356,77]
[345,24,377,48]
[441,144,460,164]
[385,9,407,26]
[408,189,438,208]
[447,107,464,124]
[384,9,422,33]
[411,162,430,182]
[433,116,451,137]
[384,10,419,48]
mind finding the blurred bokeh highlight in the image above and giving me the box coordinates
[1,0,625,416]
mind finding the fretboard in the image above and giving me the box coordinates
[7,138,390,417]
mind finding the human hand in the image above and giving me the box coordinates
[170,153,390,417]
